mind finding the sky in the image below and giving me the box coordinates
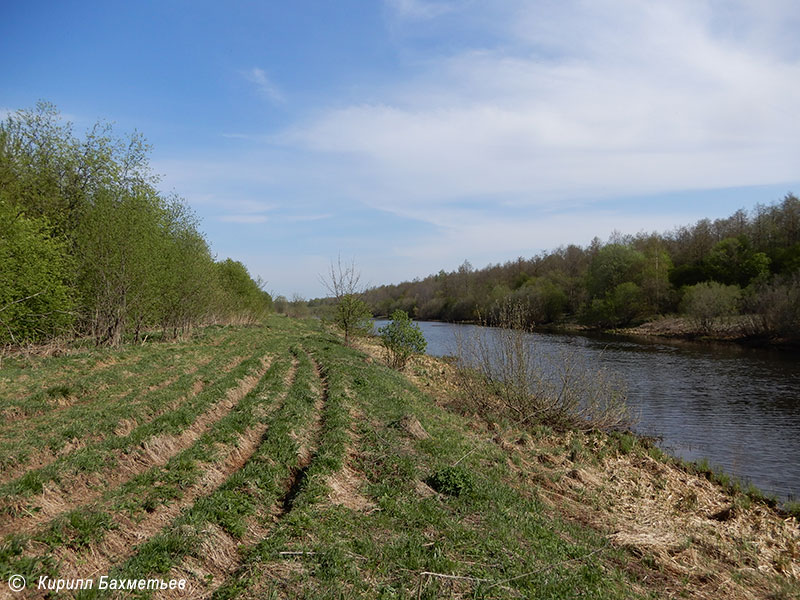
[2,0,799,298]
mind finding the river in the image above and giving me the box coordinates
[374,319,800,501]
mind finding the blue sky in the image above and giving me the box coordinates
[2,1,799,298]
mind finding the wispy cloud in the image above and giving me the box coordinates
[283,213,333,222]
[385,0,453,20]
[218,214,269,224]
[280,0,800,225]
[243,67,285,104]
[155,2,799,296]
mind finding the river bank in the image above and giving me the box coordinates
[357,333,800,598]
[537,315,800,351]
[379,314,800,350]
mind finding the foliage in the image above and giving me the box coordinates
[214,259,273,325]
[361,194,800,339]
[706,236,770,287]
[0,198,74,344]
[320,257,372,345]
[334,294,372,345]
[378,309,427,369]
[586,244,645,298]
[427,465,475,497]
[0,101,270,346]
[741,274,800,338]
[680,281,741,334]
[582,282,645,328]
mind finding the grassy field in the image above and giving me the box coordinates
[0,316,797,599]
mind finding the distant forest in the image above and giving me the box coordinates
[360,195,800,339]
[0,102,272,347]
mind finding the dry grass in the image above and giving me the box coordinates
[326,464,375,512]
[325,407,375,513]
[493,429,798,599]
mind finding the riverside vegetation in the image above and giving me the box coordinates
[0,102,272,352]
[0,316,797,599]
[354,196,800,346]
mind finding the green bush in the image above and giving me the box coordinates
[427,466,475,497]
[680,281,741,333]
[0,198,74,344]
[378,309,427,369]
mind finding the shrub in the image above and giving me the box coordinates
[378,310,427,370]
[741,274,800,339]
[455,299,632,432]
[427,466,475,497]
[680,281,741,334]
[334,294,372,345]
[320,257,372,345]
[0,198,74,344]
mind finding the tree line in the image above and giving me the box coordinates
[0,102,272,347]
[362,195,800,340]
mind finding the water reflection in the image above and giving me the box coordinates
[374,320,800,500]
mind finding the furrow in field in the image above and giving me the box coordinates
[0,349,145,410]
[0,353,270,537]
[203,350,355,600]
[272,355,327,522]
[156,359,308,600]
[0,352,176,426]
[0,353,227,483]
[0,320,247,427]
[51,359,296,590]
[0,355,293,597]
[0,323,249,462]
[100,349,322,600]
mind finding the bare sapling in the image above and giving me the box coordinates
[455,299,632,432]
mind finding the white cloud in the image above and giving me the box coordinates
[279,0,800,225]
[243,67,285,104]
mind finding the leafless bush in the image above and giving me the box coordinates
[455,300,632,432]
[741,274,800,339]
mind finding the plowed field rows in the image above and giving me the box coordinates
[1,317,796,599]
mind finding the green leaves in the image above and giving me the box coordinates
[0,198,74,344]
[0,102,271,346]
[378,310,426,370]
[334,294,372,345]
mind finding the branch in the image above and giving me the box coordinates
[0,291,45,314]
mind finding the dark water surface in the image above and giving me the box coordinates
[374,319,800,500]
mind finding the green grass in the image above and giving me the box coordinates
[77,347,324,598]
[4,316,793,599]
[0,331,270,503]
[0,328,248,470]
[0,339,295,584]
[209,330,641,599]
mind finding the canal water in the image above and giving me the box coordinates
[374,319,800,500]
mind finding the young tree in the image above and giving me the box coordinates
[320,257,372,345]
[378,309,427,369]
